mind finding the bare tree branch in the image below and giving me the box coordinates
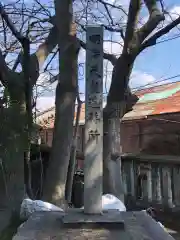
[0,2,35,198]
[44,47,58,71]
[28,26,58,85]
[0,2,58,86]
[97,0,127,16]
[0,49,11,87]
[139,15,180,52]
[135,0,165,45]
[0,2,26,43]
[123,0,141,53]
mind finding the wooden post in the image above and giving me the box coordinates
[84,25,103,214]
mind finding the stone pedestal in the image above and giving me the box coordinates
[63,209,124,229]
[12,210,174,240]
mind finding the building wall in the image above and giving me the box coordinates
[40,112,180,157]
[121,112,180,155]
[39,125,85,170]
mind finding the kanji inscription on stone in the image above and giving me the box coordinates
[84,25,103,214]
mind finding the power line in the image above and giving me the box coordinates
[132,73,180,92]
[156,34,180,45]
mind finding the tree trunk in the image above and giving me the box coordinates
[103,53,138,201]
[42,36,79,208]
[0,88,27,214]
[103,102,125,202]
[42,0,79,207]
[43,88,76,208]
[65,99,82,204]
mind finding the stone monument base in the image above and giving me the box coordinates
[62,209,124,229]
[12,210,174,240]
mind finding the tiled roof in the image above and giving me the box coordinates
[37,104,85,129]
[124,81,180,120]
[37,81,180,128]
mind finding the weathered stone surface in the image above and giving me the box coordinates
[12,211,175,240]
[12,211,65,240]
[62,209,124,229]
[84,25,103,214]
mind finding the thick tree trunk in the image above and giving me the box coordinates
[42,34,79,208]
[0,89,26,214]
[42,0,79,207]
[43,88,76,208]
[103,102,125,202]
[103,53,138,201]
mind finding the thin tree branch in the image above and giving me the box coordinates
[44,47,58,71]
[1,2,58,86]
[12,52,22,71]
[139,16,180,52]
[0,2,26,43]
[97,0,127,16]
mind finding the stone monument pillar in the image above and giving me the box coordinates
[84,25,103,214]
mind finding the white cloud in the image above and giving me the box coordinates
[36,70,157,112]
[35,73,56,112]
[35,73,56,98]
[103,67,157,92]
[167,5,180,21]
[36,31,158,112]
[104,40,122,56]
[36,4,180,113]
[36,41,157,112]
[130,71,156,90]
[103,41,157,92]
[36,96,55,112]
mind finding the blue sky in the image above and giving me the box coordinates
[109,0,180,89]
[134,22,180,86]
[5,0,180,110]
[139,0,180,80]
[75,0,180,102]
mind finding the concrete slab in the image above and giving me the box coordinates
[12,211,175,240]
[62,209,125,229]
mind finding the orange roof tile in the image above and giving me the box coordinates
[37,81,180,128]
